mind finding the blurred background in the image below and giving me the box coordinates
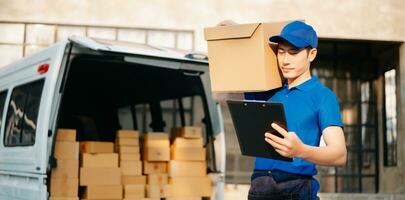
[0,0,404,199]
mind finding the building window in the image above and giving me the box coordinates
[4,79,44,147]
[383,69,397,166]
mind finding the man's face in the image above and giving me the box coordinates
[276,42,316,79]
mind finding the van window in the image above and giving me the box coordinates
[4,79,45,146]
[0,91,8,130]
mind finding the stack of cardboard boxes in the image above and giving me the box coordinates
[50,127,210,200]
[169,127,212,199]
[50,129,79,200]
[115,130,145,199]
[143,133,171,199]
[79,141,122,200]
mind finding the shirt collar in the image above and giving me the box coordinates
[283,76,320,91]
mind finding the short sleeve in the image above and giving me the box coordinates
[318,92,344,132]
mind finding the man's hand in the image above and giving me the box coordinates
[264,123,305,158]
[265,123,347,166]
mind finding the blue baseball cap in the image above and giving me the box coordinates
[269,21,318,49]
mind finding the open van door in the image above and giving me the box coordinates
[0,41,71,200]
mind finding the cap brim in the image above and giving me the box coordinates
[269,35,309,48]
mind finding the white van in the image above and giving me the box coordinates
[0,36,226,200]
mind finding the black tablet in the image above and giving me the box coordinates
[226,100,292,162]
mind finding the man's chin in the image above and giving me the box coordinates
[282,73,297,79]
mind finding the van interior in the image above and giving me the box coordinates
[57,53,212,144]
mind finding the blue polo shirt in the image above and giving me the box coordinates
[244,76,343,197]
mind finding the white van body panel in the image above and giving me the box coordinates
[0,41,69,199]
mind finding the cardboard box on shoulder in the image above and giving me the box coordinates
[204,21,291,92]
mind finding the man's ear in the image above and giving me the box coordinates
[308,48,317,62]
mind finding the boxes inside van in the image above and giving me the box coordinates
[0,36,225,200]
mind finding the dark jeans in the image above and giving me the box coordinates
[248,170,315,200]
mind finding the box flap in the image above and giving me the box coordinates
[204,23,261,41]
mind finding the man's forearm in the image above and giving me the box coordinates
[299,144,347,166]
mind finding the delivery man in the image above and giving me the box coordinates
[241,21,347,200]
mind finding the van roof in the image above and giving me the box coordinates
[69,36,208,64]
[0,36,208,75]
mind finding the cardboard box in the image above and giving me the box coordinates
[54,141,79,159]
[121,160,142,175]
[171,127,202,139]
[80,167,121,186]
[50,178,78,197]
[49,197,79,200]
[124,184,145,198]
[122,175,146,185]
[143,132,169,141]
[146,185,171,198]
[116,146,140,154]
[170,177,211,197]
[171,147,206,161]
[143,147,170,161]
[80,142,114,153]
[83,185,123,199]
[81,153,119,168]
[56,129,76,141]
[120,153,140,161]
[168,161,206,177]
[147,174,168,185]
[117,130,140,138]
[171,138,203,148]
[166,198,201,200]
[116,137,139,146]
[143,161,167,174]
[204,22,290,92]
[51,159,79,178]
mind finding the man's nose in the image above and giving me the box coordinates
[283,54,290,65]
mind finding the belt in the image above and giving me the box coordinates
[252,169,312,183]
